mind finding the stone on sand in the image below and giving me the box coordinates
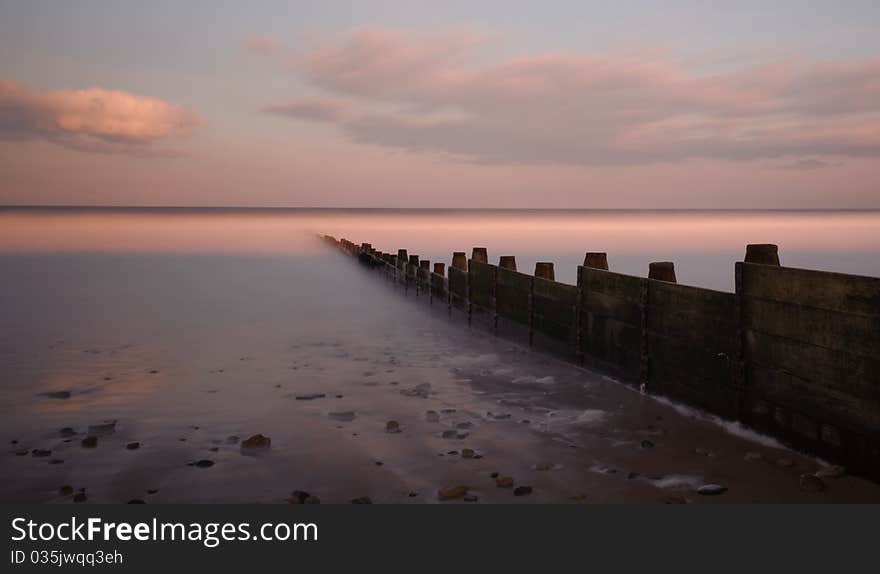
[496,476,514,488]
[241,434,271,451]
[799,474,826,493]
[438,485,469,500]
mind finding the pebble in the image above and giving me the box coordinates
[441,430,458,439]
[81,436,98,448]
[799,474,826,493]
[209,447,219,452]
[288,490,313,504]
[88,421,117,435]
[193,459,214,468]
[15,449,28,456]
[463,495,479,502]
[664,495,688,504]
[696,484,728,496]
[295,393,326,400]
[385,420,401,433]
[127,499,146,504]
[490,472,499,478]
[461,448,476,459]
[32,449,52,457]
[814,465,845,479]
[425,410,440,423]
[408,492,419,498]
[59,485,73,496]
[241,434,271,450]
[400,383,431,398]
[73,493,87,503]
[146,489,159,495]
[49,459,64,465]
[438,485,469,500]
[496,476,514,488]
[59,427,77,438]
[125,442,140,450]
[350,497,372,504]
[640,439,655,449]
[513,486,533,496]
[43,390,72,399]
[487,412,511,420]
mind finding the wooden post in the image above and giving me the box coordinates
[639,278,649,393]
[583,252,609,270]
[420,260,430,300]
[734,261,747,420]
[452,252,467,270]
[575,266,584,364]
[527,276,535,347]
[534,262,555,281]
[433,262,445,276]
[472,247,488,264]
[648,261,676,283]
[745,244,780,266]
[499,256,517,271]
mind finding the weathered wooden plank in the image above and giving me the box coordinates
[468,260,496,310]
[745,330,880,403]
[742,297,880,358]
[580,268,644,303]
[741,263,880,317]
[580,313,642,378]
[648,281,738,350]
[747,362,880,436]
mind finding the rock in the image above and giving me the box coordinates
[87,421,117,436]
[640,439,654,449]
[49,459,64,465]
[241,434,271,451]
[461,448,476,459]
[295,393,326,400]
[744,451,763,462]
[385,420,401,433]
[425,410,440,423]
[438,485,469,500]
[496,476,514,488]
[664,495,688,504]
[59,427,77,437]
[304,496,321,504]
[329,411,356,422]
[350,497,372,504]
[490,472,499,478]
[148,370,159,374]
[487,412,511,420]
[125,442,140,450]
[627,472,640,480]
[146,489,159,495]
[209,447,219,452]
[815,465,845,479]
[456,432,470,440]
[43,390,71,399]
[696,484,728,496]
[408,492,419,498]
[193,459,214,468]
[463,494,479,502]
[401,383,431,398]
[59,485,73,496]
[441,430,458,439]
[288,490,311,504]
[15,449,28,456]
[799,474,826,493]
[127,499,146,504]
[73,493,87,503]
[374,461,383,466]
[32,449,52,457]
[513,486,533,496]
[81,436,98,448]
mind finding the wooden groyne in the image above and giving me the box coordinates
[327,236,880,479]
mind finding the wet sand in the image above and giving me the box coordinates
[2,247,880,504]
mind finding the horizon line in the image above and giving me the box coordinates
[3,205,880,213]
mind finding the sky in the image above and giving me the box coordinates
[1,0,880,208]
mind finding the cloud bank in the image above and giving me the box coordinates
[0,79,201,154]
[267,27,880,166]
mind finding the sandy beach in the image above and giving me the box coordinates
[2,225,879,503]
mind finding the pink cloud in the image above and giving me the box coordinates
[0,79,201,154]
[242,34,279,55]
[268,26,880,165]
[262,97,350,122]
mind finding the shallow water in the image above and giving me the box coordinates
[1,208,879,503]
